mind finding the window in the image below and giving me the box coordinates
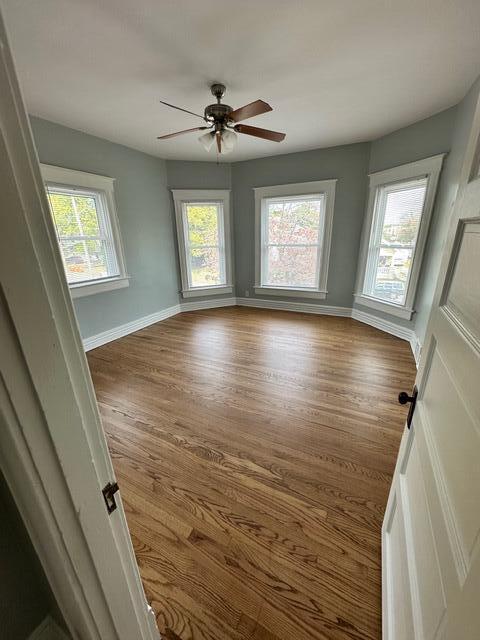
[355,155,444,319]
[41,165,128,298]
[254,180,336,298]
[47,186,119,285]
[183,202,225,287]
[364,177,427,304]
[172,190,232,298]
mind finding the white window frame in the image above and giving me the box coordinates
[172,189,233,298]
[354,154,445,320]
[254,180,336,299]
[41,164,128,298]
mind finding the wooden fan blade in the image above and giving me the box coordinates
[234,124,285,142]
[228,100,272,123]
[159,100,206,120]
[216,131,222,153]
[157,126,209,140]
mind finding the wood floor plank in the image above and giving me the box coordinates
[106,420,382,576]
[87,307,416,639]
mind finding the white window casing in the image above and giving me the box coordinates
[172,189,233,298]
[354,154,445,320]
[254,180,337,299]
[41,164,128,298]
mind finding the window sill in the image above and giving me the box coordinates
[353,294,414,320]
[254,286,327,299]
[70,276,129,299]
[182,285,233,299]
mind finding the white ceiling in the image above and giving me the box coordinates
[3,0,480,162]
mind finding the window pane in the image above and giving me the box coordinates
[266,246,318,288]
[380,184,426,246]
[47,184,120,286]
[185,204,219,246]
[267,198,322,244]
[364,178,427,305]
[59,239,113,284]
[49,191,101,237]
[189,247,222,287]
[370,247,413,304]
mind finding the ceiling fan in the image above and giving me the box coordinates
[157,83,286,155]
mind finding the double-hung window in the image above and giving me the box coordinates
[255,181,336,298]
[355,155,444,319]
[172,190,233,298]
[41,164,128,298]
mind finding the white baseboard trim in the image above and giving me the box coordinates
[236,297,351,317]
[83,297,420,358]
[409,334,422,367]
[352,307,422,366]
[83,304,181,351]
[351,308,414,342]
[28,616,70,640]
[82,299,237,351]
[180,296,237,312]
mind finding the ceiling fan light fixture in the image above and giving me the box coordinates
[198,131,215,151]
[159,85,285,153]
[220,129,237,154]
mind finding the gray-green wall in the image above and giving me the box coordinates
[30,117,180,339]
[165,160,235,303]
[166,160,231,191]
[414,79,480,343]
[353,107,458,332]
[30,78,479,344]
[168,146,373,310]
[357,79,480,345]
[231,143,370,307]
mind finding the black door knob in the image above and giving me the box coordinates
[398,385,418,429]
[398,391,415,404]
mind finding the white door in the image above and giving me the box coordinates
[383,87,480,640]
[0,10,159,640]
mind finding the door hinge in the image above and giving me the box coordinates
[102,481,120,514]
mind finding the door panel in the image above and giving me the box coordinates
[0,9,158,639]
[385,492,415,640]
[383,85,480,640]
[401,438,446,639]
[444,222,480,342]
[422,345,480,570]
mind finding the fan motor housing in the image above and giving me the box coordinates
[204,103,233,122]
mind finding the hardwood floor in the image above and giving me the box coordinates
[87,307,416,640]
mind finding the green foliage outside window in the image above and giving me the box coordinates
[49,192,100,237]
[185,204,222,286]
[48,190,109,282]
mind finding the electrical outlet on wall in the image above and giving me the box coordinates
[245,290,249,297]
